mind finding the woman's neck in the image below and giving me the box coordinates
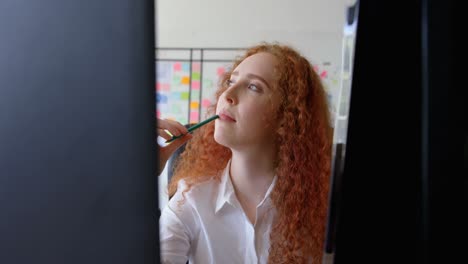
[229,148,277,206]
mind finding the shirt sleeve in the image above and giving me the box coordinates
[159,182,193,264]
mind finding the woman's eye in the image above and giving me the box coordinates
[226,80,234,86]
[248,84,261,92]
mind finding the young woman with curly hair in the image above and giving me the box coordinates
[159,43,332,264]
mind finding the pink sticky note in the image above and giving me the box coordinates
[192,63,201,72]
[192,81,200,90]
[217,67,225,76]
[190,111,199,122]
[162,83,170,91]
[173,62,182,71]
[202,99,211,108]
[156,83,161,91]
[156,110,161,118]
[320,70,328,78]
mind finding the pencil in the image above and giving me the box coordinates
[165,114,220,143]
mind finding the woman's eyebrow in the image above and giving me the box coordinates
[231,71,271,89]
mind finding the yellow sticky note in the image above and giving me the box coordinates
[181,76,190,85]
[190,102,199,109]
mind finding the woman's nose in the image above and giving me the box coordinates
[225,94,235,104]
[224,86,238,105]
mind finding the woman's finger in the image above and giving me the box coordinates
[157,128,173,140]
[165,119,189,135]
[157,119,188,136]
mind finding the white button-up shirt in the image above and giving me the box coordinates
[159,160,277,264]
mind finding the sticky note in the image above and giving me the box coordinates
[156,110,161,118]
[156,93,168,104]
[182,62,190,72]
[172,76,181,84]
[181,76,190,85]
[156,83,161,91]
[173,62,182,71]
[191,72,201,80]
[190,102,199,109]
[169,92,180,100]
[202,99,211,108]
[156,62,171,82]
[190,111,199,122]
[191,90,200,99]
[171,104,181,113]
[320,70,328,78]
[192,80,200,90]
[203,79,213,88]
[217,67,225,76]
[181,92,189,100]
[192,63,201,72]
[162,83,170,91]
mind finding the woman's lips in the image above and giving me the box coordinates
[219,111,236,122]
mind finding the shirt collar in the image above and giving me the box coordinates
[215,159,236,213]
[215,159,277,214]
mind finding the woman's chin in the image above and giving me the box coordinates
[214,133,234,148]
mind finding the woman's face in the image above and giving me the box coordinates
[214,52,281,150]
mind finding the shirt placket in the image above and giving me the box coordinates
[245,217,257,263]
[243,209,258,263]
[255,203,269,264]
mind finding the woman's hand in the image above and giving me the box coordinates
[157,118,192,176]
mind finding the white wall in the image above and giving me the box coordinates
[156,0,353,209]
[156,0,348,64]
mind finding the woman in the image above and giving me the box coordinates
[159,43,332,264]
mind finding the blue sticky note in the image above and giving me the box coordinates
[156,93,168,104]
[169,92,181,101]
[182,62,190,72]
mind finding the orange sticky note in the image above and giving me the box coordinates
[181,76,190,85]
[190,101,199,109]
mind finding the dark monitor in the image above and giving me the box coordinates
[0,1,158,263]
[328,1,466,264]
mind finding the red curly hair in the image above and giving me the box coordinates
[168,43,332,263]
